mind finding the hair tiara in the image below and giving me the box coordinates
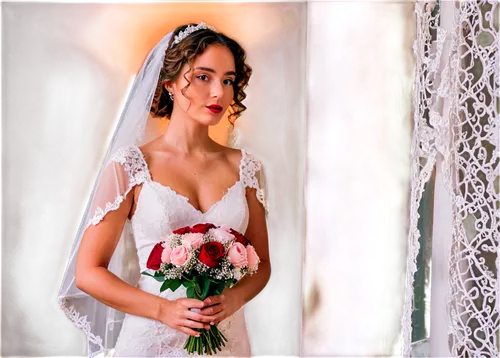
[172,21,218,45]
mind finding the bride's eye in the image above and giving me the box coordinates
[224,79,235,86]
[197,74,209,81]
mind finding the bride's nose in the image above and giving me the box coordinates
[210,80,224,98]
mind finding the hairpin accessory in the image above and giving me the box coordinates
[172,21,217,45]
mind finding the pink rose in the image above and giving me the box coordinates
[170,246,189,267]
[227,242,248,268]
[181,233,204,249]
[161,245,173,264]
[246,245,260,270]
[209,228,235,244]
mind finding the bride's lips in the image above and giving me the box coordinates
[206,105,223,114]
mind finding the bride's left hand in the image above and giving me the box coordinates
[199,288,243,325]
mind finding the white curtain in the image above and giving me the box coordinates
[405,1,500,356]
[302,1,414,356]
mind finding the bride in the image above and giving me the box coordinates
[58,22,270,357]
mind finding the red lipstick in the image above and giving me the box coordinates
[207,105,222,114]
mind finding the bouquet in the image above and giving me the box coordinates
[142,223,260,355]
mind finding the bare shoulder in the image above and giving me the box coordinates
[220,145,242,161]
[137,139,176,163]
[216,144,243,169]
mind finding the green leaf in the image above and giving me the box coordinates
[160,280,170,292]
[201,276,211,299]
[169,279,182,291]
[182,272,194,281]
[154,270,165,278]
[141,271,165,282]
[207,278,225,294]
[186,286,195,298]
[194,274,203,286]
[194,283,202,299]
[215,283,226,296]
[182,280,196,288]
[159,279,182,293]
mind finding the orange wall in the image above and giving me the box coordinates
[1,2,306,356]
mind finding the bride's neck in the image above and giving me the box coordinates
[161,115,214,154]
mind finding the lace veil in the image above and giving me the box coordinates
[58,26,269,357]
[57,31,174,357]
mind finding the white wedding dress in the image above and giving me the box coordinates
[96,145,264,357]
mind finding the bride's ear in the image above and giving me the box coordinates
[163,80,174,93]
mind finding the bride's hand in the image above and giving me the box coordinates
[199,288,244,325]
[157,298,212,336]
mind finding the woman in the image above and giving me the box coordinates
[58,22,270,357]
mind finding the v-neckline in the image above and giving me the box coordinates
[148,179,242,216]
[133,145,245,216]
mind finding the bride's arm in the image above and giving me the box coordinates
[75,187,211,336]
[199,187,271,323]
[229,187,271,302]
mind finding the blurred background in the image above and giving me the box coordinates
[2,2,306,356]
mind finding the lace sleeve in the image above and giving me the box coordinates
[59,145,147,357]
[240,150,269,215]
[87,145,150,227]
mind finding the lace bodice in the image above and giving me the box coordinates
[117,145,261,270]
[60,146,269,357]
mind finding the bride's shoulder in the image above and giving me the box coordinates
[216,145,243,168]
[219,145,263,168]
[135,140,174,164]
[220,145,241,158]
[109,144,144,164]
[238,148,262,167]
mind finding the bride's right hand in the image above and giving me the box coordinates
[157,297,212,337]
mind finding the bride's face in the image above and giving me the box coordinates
[166,43,236,126]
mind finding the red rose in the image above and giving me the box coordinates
[198,241,225,268]
[191,223,216,234]
[146,242,164,270]
[173,226,192,235]
[230,228,250,246]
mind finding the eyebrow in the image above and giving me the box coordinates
[194,67,236,77]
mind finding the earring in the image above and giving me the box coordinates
[168,92,174,101]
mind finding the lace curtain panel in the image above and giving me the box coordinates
[405,1,500,356]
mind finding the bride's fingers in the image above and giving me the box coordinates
[186,310,213,323]
[204,294,224,306]
[180,298,205,309]
[208,311,226,325]
[177,325,201,337]
[199,303,223,316]
[181,318,208,330]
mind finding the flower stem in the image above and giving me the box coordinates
[182,324,227,354]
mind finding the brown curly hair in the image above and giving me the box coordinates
[150,23,252,125]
